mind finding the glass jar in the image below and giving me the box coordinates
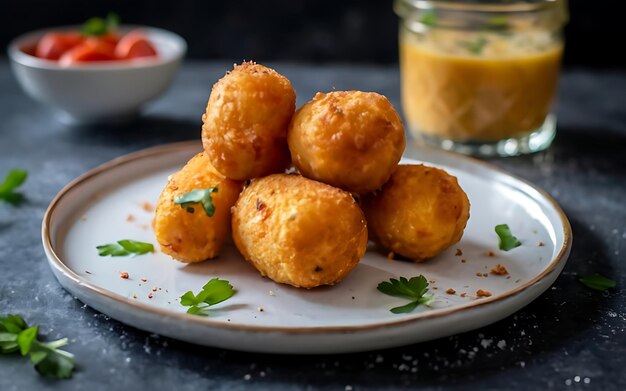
[394,0,568,157]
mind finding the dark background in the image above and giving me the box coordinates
[1,0,624,69]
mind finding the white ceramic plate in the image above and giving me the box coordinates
[42,141,571,354]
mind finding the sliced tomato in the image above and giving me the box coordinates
[98,32,120,47]
[58,40,116,66]
[114,30,157,59]
[35,32,84,60]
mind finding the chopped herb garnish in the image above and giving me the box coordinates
[377,275,433,314]
[0,314,75,379]
[420,10,438,27]
[579,274,616,291]
[81,12,120,36]
[180,278,236,316]
[487,15,509,28]
[174,187,219,217]
[96,240,154,257]
[495,224,522,251]
[0,169,27,205]
[458,36,488,55]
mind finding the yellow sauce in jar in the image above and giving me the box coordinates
[400,28,563,142]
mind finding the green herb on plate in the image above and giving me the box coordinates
[458,36,488,55]
[487,15,509,28]
[96,239,154,257]
[377,275,433,314]
[180,278,236,316]
[174,187,219,217]
[0,169,27,205]
[81,12,120,36]
[0,314,75,379]
[579,273,616,291]
[495,224,522,251]
[420,10,438,27]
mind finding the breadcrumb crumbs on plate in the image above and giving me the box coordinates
[538,241,545,247]
[126,214,136,222]
[455,249,463,256]
[476,272,484,277]
[132,294,137,299]
[141,278,148,282]
[446,288,456,294]
[141,201,154,212]
[257,307,264,312]
[460,293,467,297]
[491,263,509,275]
[119,271,129,279]
[487,251,496,257]
[85,270,92,274]
[152,287,158,292]
[148,293,154,299]
[461,259,467,263]
[386,251,395,260]
[476,289,492,298]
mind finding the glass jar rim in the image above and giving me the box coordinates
[395,0,565,14]
[394,0,568,30]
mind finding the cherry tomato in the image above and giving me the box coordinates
[114,30,157,59]
[58,40,116,66]
[35,32,84,60]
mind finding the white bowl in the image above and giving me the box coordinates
[8,25,187,125]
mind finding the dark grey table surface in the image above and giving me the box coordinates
[0,60,624,390]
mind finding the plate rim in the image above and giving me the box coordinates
[41,140,573,334]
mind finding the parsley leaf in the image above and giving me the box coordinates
[579,273,616,291]
[420,10,438,27]
[0,169,27,205]
[458,36,489,55]
[174,187,219,217]
[97,240,154,257]
[377,275,433,314]
[81,12,120,36]
[0,314,75,379]
[180,278,236,316]
[495,224,522,251]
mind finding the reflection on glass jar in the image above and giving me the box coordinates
[394,0,569,157]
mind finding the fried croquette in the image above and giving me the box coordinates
[202,61,296,180]
[288,91,406,194]
[361,164,470,262]
[154,153,243,263]
[231,174,368,288]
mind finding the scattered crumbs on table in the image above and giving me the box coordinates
[538,241,545,247]
[387,251,395,260]
[446,288,456,295]
[132,294,137,299]
[515,279,521,283]
[141,277,148,282]
[432,287,438,290]
[126,214,136,222]
[487,251,496,257]
[165,289,169,293]
[476,289,492,298]
[141,201,155,212]
[148,293,154,299]
[483,273,489,277]
[152,287,158,292]
[461,259,467,263]
[460,293,467,297]
[351,296,355,300]
[429,279,436,284]
[476,272,483,277]
[269,290,275,296]
[506,275,512,279]
[455,248,463,256]
[120,271,129,279]
[85,270,92,274]
[491,264,509,275]
[257,307,264,312]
